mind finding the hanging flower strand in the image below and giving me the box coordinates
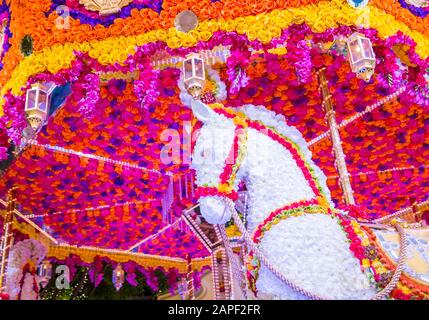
[134,60,160,110]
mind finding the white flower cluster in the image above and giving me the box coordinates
[238,104,333,206]
[257,214,376,299]
[6,239,47,300]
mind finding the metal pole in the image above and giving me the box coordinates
[317,67,355,205]
[0,187,17,292]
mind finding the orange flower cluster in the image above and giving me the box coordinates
[2,0,428,88]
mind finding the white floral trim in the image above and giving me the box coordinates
[238,104,334,207]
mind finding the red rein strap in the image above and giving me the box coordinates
[194,123,246,202]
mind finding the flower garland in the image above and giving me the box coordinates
[226,46,251,95]
[245,200,404,298]
[363,225,429,299]
[245,202,331,296]
[194,116,247,202]
[133,59,160,110]
[2,0,429,100]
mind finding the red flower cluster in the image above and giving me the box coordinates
[337,216,365,261]
[218,125,244,185]
[340,204,370,221]
[0,292,9,300]
[194,186,239,202]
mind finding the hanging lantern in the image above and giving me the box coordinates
[37,260,52,288]
[347,0,369,8]
[183,53,206,100]
[25,83,51,130]
[112,264,124,291]
[346,32,376,82]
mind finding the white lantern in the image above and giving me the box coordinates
[183,53,206,99]
[112,264,124,291]
[346,32,376,82]
[25,83,50,130]
[37,260,52,288]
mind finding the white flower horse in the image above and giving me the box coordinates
[190,99,379,300]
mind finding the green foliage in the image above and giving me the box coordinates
[40,262,171,300]
[20,35,33,56]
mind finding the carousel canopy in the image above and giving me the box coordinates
[0,0,428,270]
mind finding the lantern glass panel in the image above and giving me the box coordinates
[348,39,362,63]
[194,58,204,78]
[38,91,48,112]
[361,38,374,59]
[184,59,194,80]
[25,90,38,110]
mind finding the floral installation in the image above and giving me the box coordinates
[6,239,47,300]
[191,100,381,299]
[0,31,426,264]
[0,1,427,299]
[133,60,160,110]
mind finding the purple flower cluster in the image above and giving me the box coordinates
[0,3,12,71]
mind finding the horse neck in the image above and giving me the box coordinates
[241,127,317,233]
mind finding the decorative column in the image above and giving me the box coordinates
[317,68,355,205]
[0,187,17,293]
[211,250,222,300]
[186,255,195,300]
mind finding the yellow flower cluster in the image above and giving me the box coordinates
[1,0,429,114]
[351,220,390,274]
[225,224,241,238]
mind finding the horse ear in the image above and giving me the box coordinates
[191,99,218,123]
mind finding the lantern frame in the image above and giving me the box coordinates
[346,32,376,82]
[183,53,206,99]
[25,83,52,130]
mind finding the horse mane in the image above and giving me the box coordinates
[236,104,333,205]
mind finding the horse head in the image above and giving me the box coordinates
[190,99,243,225]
